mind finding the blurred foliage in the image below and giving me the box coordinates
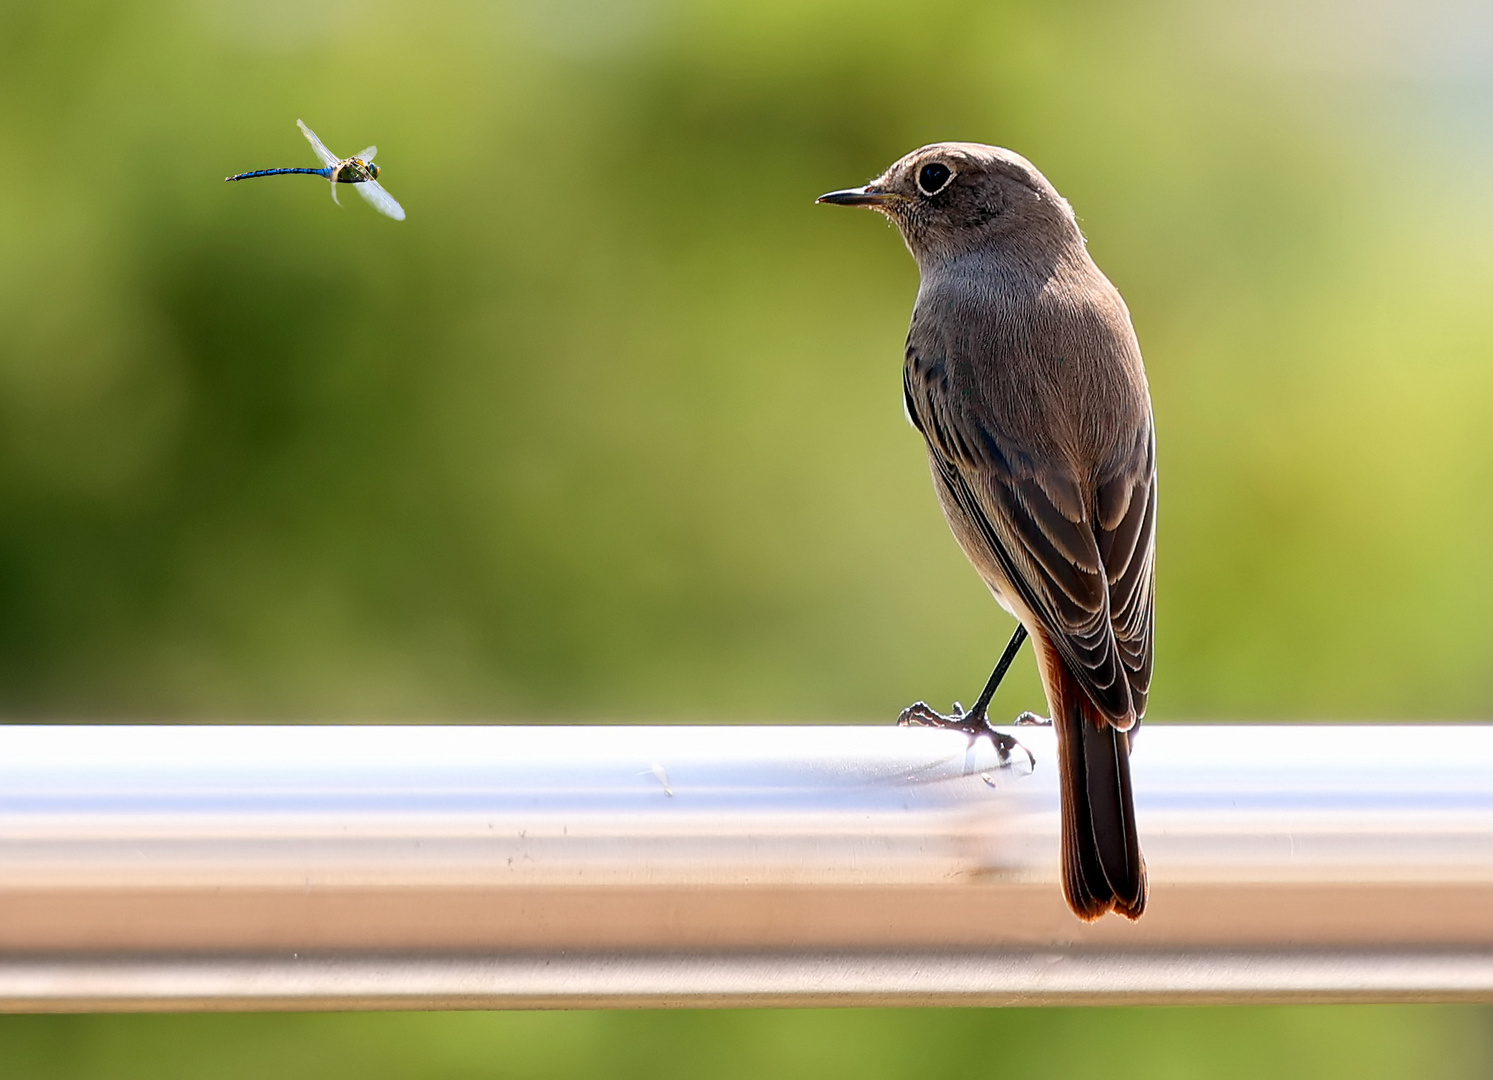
[2,0,1492,724]
[2,0,1492,1073]
[0,1005,1485,1080]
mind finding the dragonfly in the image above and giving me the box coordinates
[225,120,405,221]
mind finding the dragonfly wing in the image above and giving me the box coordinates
[355,178,405,221]
[297,119,341,167]
[357,146,377,163]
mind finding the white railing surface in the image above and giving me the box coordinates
[0,723,1490,1011]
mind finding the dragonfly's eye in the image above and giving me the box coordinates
[369,163,380,179]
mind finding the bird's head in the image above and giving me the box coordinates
[817,142,1080,268]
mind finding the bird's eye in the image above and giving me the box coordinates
[917,162,953,196]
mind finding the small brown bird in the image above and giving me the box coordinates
[819,144,1154,920]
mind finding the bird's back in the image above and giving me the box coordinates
[909,248,1150,480]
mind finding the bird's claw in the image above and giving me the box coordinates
[897,701,1036,770]
[898,700,980,732]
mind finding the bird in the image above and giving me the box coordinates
[819,144,1155,920]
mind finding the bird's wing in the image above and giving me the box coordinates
[354,178,405,221]
[904,349,1154,726]
[297,120,341,168]
[1095,427,1156,717]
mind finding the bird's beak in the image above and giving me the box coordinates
[816,185,898,207]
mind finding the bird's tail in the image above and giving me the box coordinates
[1048,653,1147,921]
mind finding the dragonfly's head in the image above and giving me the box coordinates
[366,162,381,180]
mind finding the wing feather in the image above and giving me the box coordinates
[905,339,1155,727]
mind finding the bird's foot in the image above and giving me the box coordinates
[897,699,983,734]
[897,701,1035,769]
[1013,711,1052,727]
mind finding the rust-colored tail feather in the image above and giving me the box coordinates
[1053,665,1147,921]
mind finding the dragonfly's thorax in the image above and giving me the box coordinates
[334,159,379,184]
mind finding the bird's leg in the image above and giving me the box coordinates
[964,623,1028,725]
[898,624,1034,766]
[897,624,1027,731]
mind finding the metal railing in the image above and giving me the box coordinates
[0,723,1489,1010]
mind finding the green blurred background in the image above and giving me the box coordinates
[1,0,1491,1074]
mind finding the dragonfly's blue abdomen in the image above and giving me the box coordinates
[225,167,333,182]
